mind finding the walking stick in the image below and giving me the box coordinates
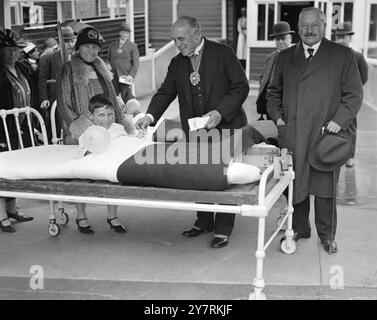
[56,22,68,65]
[329,170,337,255]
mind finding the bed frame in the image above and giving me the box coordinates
[0,106,296,300]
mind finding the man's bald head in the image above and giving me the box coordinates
[171,16,202,56]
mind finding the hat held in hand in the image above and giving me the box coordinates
[309,129,351,172]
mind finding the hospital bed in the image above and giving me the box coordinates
[0,106,296,300]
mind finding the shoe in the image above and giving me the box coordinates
[293,232,311,241]
[0,218,15,233]
[182,227,212,237]
[321,239,338,254]
[107,217,127,233]
[7,211,33,222]
[210,236,229,248]
[346,158,355,167]
[75,218,94,234]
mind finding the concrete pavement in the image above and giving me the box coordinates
[0,94,376,300]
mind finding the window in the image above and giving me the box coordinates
[332,1,354,30]
[257,2,275,41]
[368,3,377,59]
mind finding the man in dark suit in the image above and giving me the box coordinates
[136,16,249,248]
[108,22,139,105]
[267,7,363,253]
[333,22,368,168]
[39,27,76,110]
[256,21,294,120]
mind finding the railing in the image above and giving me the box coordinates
[0,107,48,150]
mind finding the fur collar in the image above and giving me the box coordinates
[70,55,112,86]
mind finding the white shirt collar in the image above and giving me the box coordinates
[302,41,322,58]
[190,38,204,56]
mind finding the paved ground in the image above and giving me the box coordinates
[0,93,376,300]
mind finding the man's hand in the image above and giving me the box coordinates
[276,118,286,126]
[40,100,50,110]
[135,115,152,131]
[69,116,93,140]
[326,120,341,134]
[204,110,222,130]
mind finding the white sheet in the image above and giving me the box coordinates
[0,134,157,182]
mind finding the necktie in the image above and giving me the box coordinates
[190,53,200,69]
[307,48,314,63]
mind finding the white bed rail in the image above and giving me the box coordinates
[0,107,48,150]
[50,101,63,145]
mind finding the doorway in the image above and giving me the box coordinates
[279,1,314,43]
[232,0,247,50]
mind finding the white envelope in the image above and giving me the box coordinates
[188,116,210,131]
[119,75,132,85]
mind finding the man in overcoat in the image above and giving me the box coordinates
[136,16,249,248]
[266,7,363,253]
[256,21,294,120]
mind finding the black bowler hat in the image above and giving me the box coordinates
[74,26,102,50]
[269,21,295,37]
[309,130,351,172]
[332,22,354,36]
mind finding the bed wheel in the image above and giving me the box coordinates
[280,237,296,254]
[48,223,60,237]
[58,209,69,225]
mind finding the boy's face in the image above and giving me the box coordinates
[89,106,115,129]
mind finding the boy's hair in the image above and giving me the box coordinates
[88,94,114,113]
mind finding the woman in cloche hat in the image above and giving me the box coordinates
[57,26,134,235]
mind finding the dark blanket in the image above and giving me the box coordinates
[117,125,266,190]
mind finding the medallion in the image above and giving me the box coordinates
[189,71,200,86]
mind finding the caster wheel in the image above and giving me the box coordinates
[249,291,267,300]
[276,215,287,232]
[280,238,296,254]
[48,223,60,237]
[58,211,69,225]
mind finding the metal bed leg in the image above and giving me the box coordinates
[249,217,267,300]
[48,201,60,237]
[280,180,296,254]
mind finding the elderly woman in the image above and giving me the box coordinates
[0,28,34,232]
[57,26,133,234]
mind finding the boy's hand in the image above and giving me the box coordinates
[69,116,93,140]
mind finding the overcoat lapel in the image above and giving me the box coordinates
[202,40,220,103]
[291,39,330,81]
[292,42,307,75]
[177,56,194,116]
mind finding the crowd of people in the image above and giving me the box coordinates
[0,7,366,255]
[0,22,140,234]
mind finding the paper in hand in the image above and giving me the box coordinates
[119,75,132,85]
[188,116,210,131]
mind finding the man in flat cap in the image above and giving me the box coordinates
[333,22,368,168]
[108,22,139,106]
[256,21,294,120]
